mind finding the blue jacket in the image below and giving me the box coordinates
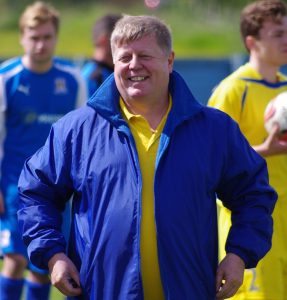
[18,71,276,299]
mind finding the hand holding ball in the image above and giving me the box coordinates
[264,92,287,141]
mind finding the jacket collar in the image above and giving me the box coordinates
[87,70,203,132]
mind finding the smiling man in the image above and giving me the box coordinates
[0,2,87,300]
[17,15,276,300]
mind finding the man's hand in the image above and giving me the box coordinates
[48,252,82,297]
[253,123,287,156]
[216,253,245,299]
[0,190,5,214]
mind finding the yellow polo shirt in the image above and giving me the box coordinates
[120,98,171,300]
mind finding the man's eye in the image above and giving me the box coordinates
[120,56,130,62]
[274,33,283,38]
[270,31,284,38]
[141,55,151,59]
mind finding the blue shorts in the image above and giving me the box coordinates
[0,183,47,274]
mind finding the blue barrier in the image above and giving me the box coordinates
[1,55,286,106]
[174,56,287,105]
[174,58,234,105]
[173,55,249,105]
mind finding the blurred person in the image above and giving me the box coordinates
[208,0,287,299]
[0,1,87,300]
[81,13,122,97]
[17,15,276,299]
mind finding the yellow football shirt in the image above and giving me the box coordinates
[209,62,287,201]
[209,63,287,299]
[120,97,171,300]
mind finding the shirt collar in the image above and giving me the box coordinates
[119,96,172,122]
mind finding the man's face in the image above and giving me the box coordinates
[20,21,57,66]
[253,16,287,66]
[113,34,174,103]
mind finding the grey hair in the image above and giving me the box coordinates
[111,15,172,57]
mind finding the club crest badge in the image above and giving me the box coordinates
[54,78,67,94]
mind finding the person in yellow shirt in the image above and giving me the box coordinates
[208,0,287,299]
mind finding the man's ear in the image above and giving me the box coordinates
[245,35,256,52]
[94,34,109,47]
[168,51,175,73]
[19,33,24,47]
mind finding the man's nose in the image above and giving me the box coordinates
[129,55,141,68]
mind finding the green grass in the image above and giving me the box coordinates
[0,260,66,299]
[0,1,246,59]
[49,284,65,300]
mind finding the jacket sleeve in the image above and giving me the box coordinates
[17,124,74,270]
[216,118,277,269]
[0,73,7,180]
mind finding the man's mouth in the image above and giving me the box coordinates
[129,76,147,82]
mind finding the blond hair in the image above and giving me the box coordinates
[111,15,172,57]
[19,1,60,33]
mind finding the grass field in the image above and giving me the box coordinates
[50,284,65,300]
[0,260,65,300]
[0,1,247,59]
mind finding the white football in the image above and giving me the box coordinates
[264,92,287,140]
